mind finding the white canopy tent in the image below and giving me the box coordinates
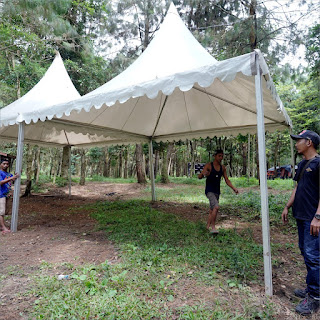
[0,3,293,296]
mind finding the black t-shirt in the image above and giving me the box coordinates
[293,156,320,221]
[205,162,223,195]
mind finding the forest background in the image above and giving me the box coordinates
[0,0,319,188]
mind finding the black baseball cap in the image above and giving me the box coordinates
[290,130,320,148]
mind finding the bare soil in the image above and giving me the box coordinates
[0,182,316,319]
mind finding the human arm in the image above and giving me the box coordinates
[310,200,320,236]
[222,166,238,194]
[0,173,19,186]
[281,185,297,224]
[198,163,211,179]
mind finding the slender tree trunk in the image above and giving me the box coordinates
[11,54,21,99]
[33,147,40,183]
[52,149,59,184]
[136,144,146,183]
[124,147,128,179]
[242,143,247,176]
[61,146,70,179]
[229,141,233,177]
[167,143,174,176]
[80,149,86,185]
[22,144,33,197]
[161,143,173,183]
[249,0,257,51]
[273,134,280,175]
[119,149,123,178]
[35,148,41,184]
[103,149,109,177]
[154,149,159,178]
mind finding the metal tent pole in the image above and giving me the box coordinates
[255,58,273,297]
[11,121,25,233]
[148,140,156,201]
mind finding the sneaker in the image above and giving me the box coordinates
[295,294,320,315]
[294,287,308,298]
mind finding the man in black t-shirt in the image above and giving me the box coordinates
[282,130,320,315]
[198,149,238,234]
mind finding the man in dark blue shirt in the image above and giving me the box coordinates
[282,130,320,315]
[198,149,238,234]
[0,158,19,234]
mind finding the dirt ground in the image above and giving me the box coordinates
[0,182,316,319]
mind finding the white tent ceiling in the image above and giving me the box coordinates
[0,3,291,147]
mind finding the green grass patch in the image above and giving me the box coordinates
[90,200,262,282]
[28,200,277,319]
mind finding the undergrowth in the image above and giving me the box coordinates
[29,200,277,319]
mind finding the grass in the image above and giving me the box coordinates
[27,200,279,319]
[24,177,295,319]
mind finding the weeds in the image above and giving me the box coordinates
[27,200,277,319]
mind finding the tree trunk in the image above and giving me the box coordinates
[103,149,110,177]
[161,143,173,183]
[249,0,257,51]
[33,147,41,183]
[273,134,280,174]
[154,149,159,178]
[61,146,70,179]
[119,149,123,178]
[136,144,146,183]
[229,141,233,177]
[22,144,33,197]
[11,54,21,99]
[79,149,86,185]
[242,143,247,176]
[124,147,128,179]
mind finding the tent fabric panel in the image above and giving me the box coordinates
[153,90,193,136]
[183,89,229,129]
[120,95,163,135]
[208,95,259,127]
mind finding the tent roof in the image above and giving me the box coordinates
[0,3,291,147]
[0,52,81,123]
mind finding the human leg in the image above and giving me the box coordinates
[0,197,9,232]
[206,193,219,232]
[295,219,319,314]
[209,206,219,231]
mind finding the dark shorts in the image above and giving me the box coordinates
[206,192,219,209]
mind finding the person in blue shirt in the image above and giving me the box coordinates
[198,149,238,234]
[282,130,320,315]
[0,158,19,234]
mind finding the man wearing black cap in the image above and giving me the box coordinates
[282,130,320,315]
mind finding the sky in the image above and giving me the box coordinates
[259,0,319,67]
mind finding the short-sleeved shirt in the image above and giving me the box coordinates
[205,162,223,195]
[293,156,320,221]
[0,170,13,198]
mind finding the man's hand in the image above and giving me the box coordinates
[12,173,19,181]
[281,207,289,224]
[310,217,320,236]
